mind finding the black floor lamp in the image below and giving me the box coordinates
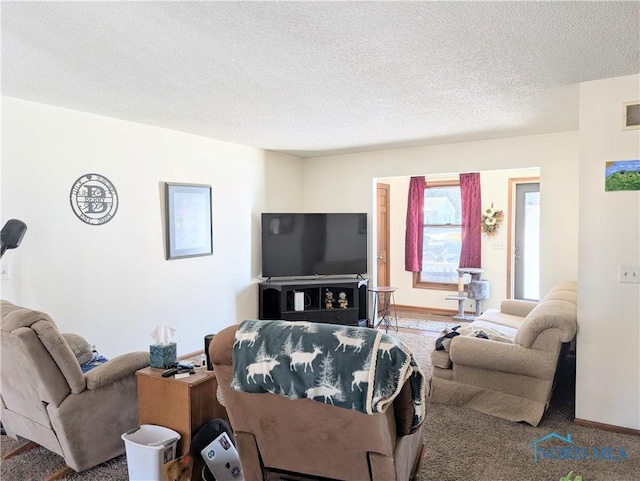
[1,219,27,259]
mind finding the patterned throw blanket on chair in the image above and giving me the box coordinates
[231,320,425,429]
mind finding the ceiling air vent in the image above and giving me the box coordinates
[623,101,640,130]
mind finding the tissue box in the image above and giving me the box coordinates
[150,343,177,369]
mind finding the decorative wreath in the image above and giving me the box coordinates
[481,203,504,236]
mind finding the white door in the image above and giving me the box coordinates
[513,182,540,300]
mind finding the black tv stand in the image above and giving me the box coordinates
[258,277,369,326]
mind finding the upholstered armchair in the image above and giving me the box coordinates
[210,322,426,481]
[0,300,150,478]
[429,282,578,426]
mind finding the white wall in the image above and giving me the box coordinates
[303,132,579,306]
[0,98,302,358]
[576,75,640,430]
[254,151,305,294]
[379,168,539,312]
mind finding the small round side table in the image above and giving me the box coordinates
[369,286,398,333]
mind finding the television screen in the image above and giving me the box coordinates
[261,213,367,278]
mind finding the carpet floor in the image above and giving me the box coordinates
[395,317,460,333]
[2,330,639,481]
[389,330,438,381]
[421,392,640,481]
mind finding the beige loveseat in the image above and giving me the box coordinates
[429,281,577,426]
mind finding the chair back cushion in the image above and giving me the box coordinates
[1,301,86,416]
[229,320,424,425]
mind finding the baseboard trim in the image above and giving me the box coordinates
[573,418,640,436]
[395,304,465,317]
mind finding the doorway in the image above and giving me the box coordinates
[510,179,540,300]
[376,183,390,287]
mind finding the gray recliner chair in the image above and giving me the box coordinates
[1,300,150,478]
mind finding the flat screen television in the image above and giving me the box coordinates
[261,213,367,278]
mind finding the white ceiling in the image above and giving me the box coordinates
[2,1,639,158]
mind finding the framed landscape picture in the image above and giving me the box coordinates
[605,160,640,192]
[165,182,213,259]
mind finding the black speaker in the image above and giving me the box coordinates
[204,334,216,371]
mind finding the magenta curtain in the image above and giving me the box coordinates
[459,173,481,268]
[405,176,425,272]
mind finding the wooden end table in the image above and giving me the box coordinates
[136,366,229,479]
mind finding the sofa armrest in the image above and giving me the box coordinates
[515,300,577,348]
[449,336,557,379]
[85,351,150,390]
[431,349,452,369]
[499,299,538,317]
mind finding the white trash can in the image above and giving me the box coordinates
[121,424,181,481]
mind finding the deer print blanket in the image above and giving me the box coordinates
[231,320,426,429]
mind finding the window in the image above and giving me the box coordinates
[414,181,462,288]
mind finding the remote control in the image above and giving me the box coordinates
[162,366,195,377]
[162,367,180,377]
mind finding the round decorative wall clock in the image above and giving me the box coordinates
[69,173,119,225]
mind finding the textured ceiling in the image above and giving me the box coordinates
[2,1,639,157]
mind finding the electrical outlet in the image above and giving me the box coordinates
[0,265,9,281]
[619,265,640,284]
